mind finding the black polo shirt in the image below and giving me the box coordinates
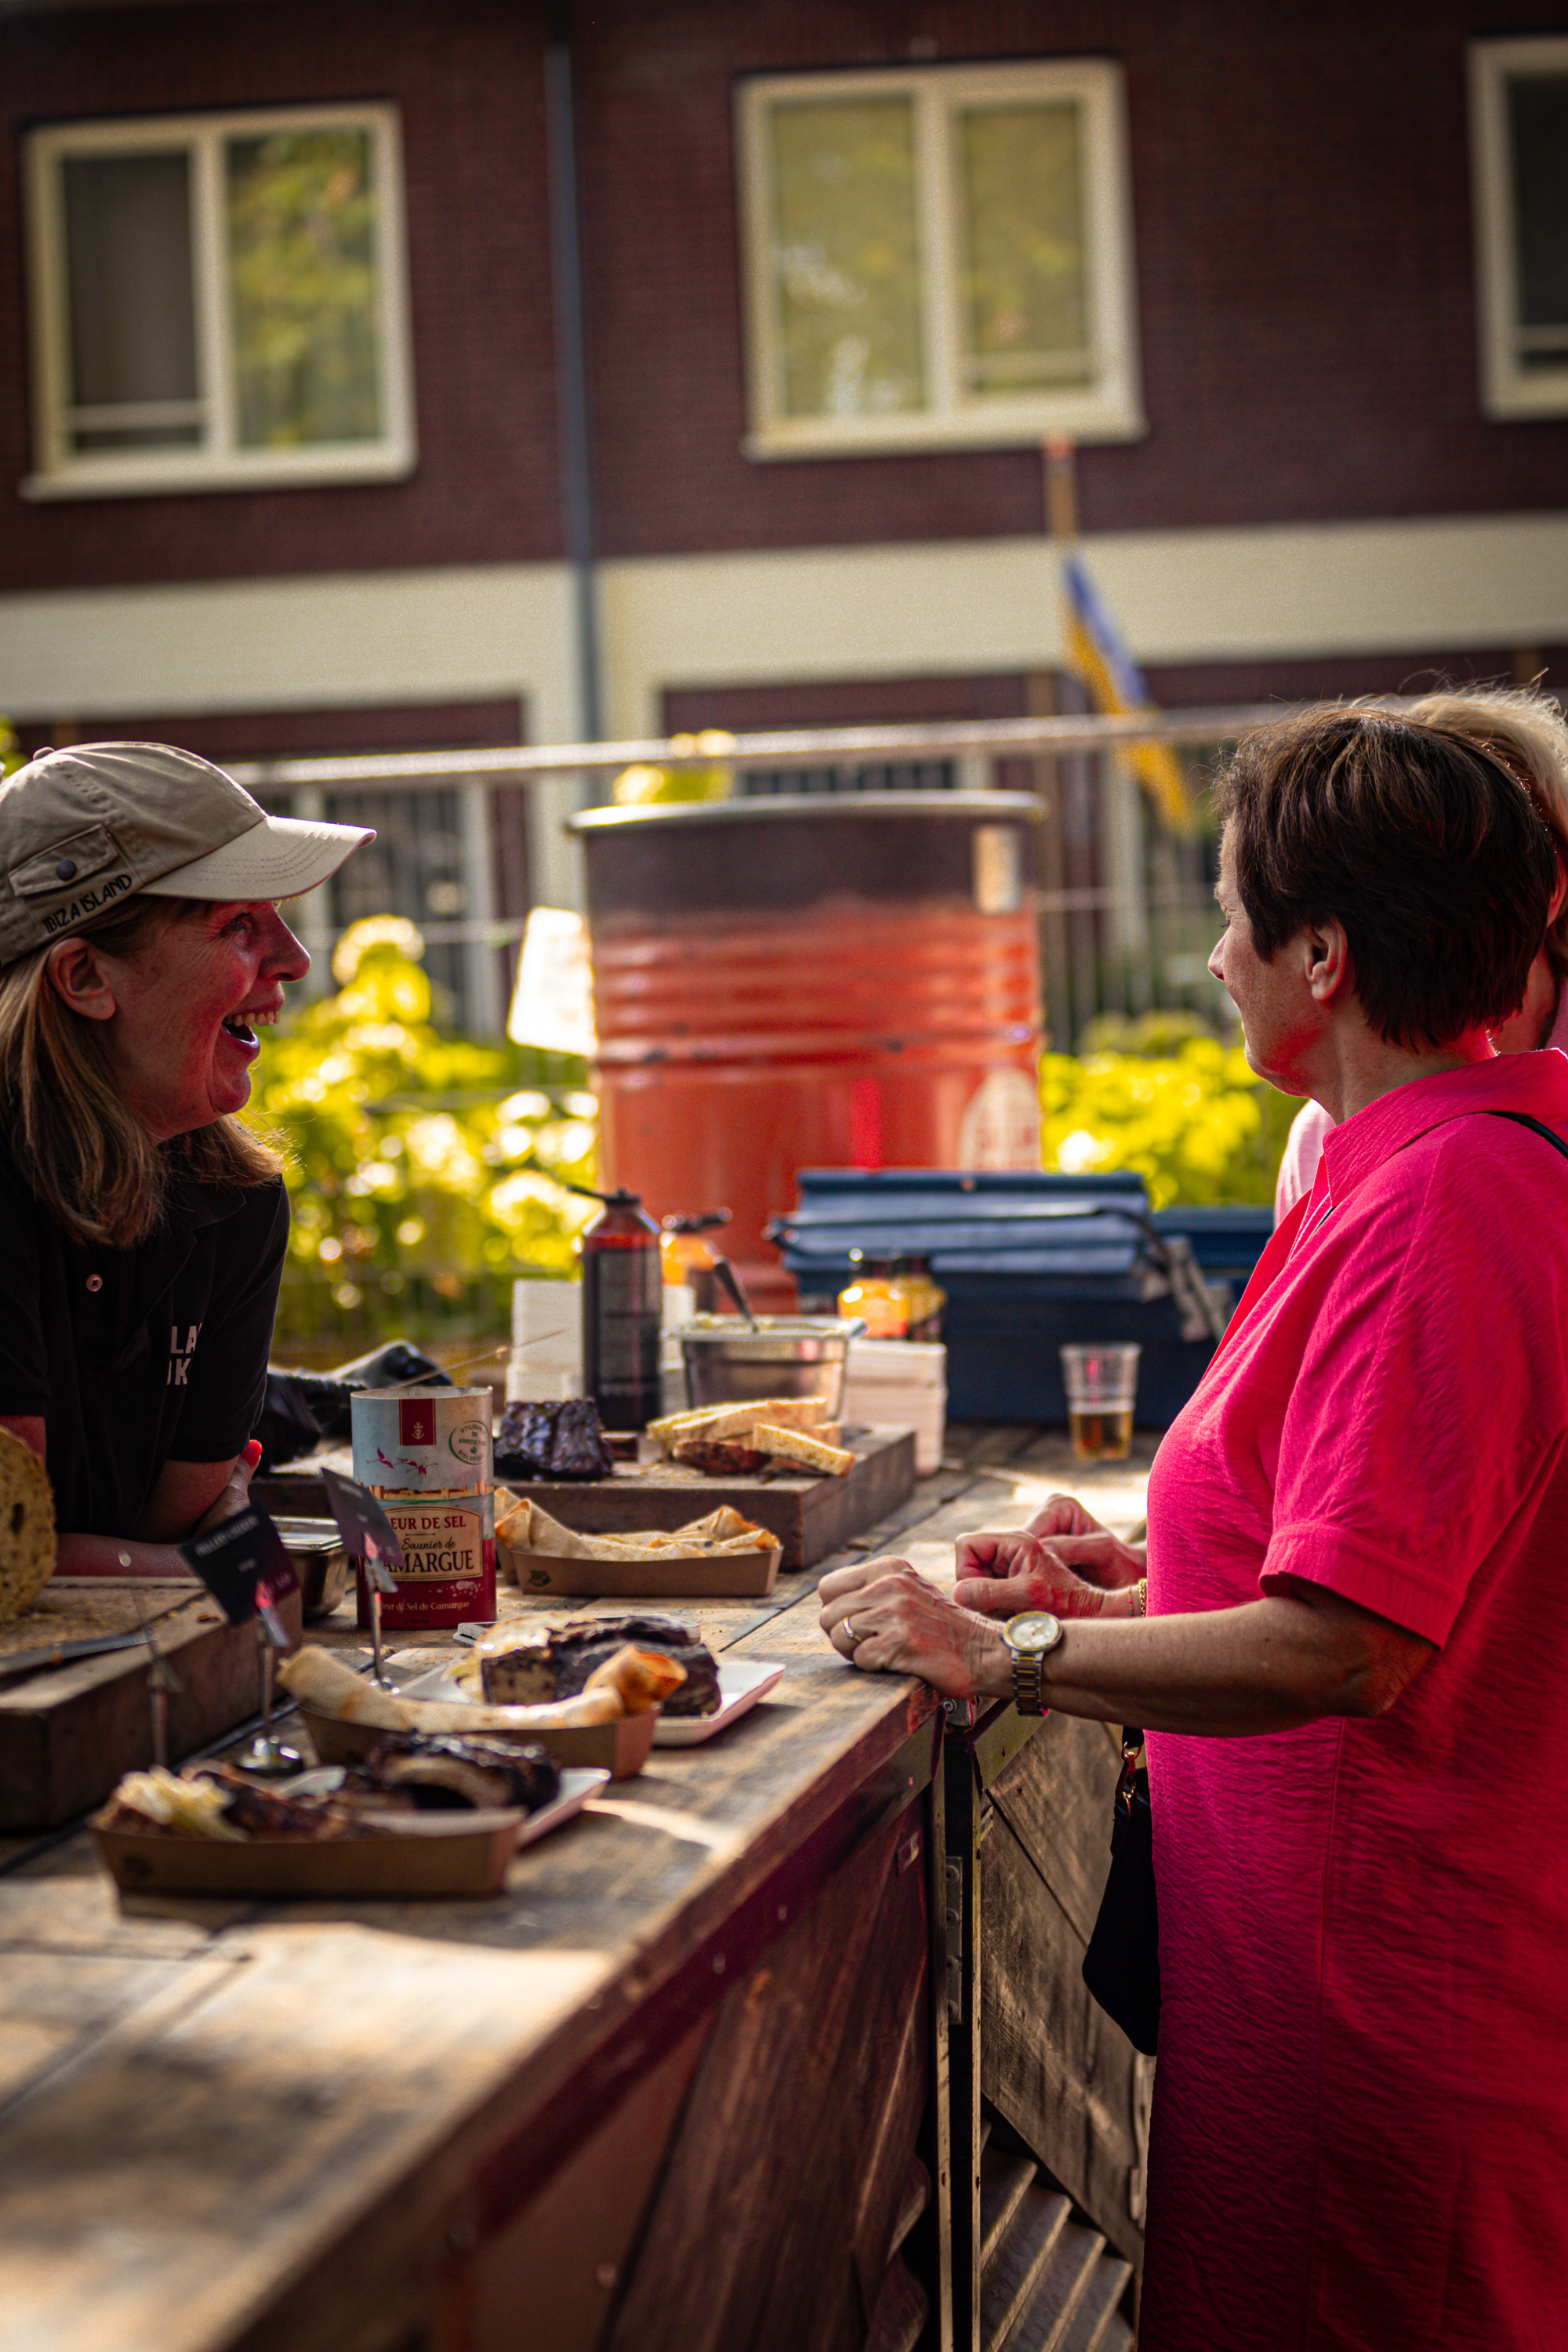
[0,1134,289,1537]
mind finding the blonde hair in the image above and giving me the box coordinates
[0,895,282,1249]
[1405,684,1568,979]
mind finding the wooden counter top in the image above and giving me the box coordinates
[0,1430,1155,2352]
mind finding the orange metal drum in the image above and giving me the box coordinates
[572,795,1044,1308]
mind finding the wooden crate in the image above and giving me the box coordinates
[0,1584,304,1833]
[256,1428,916,1576]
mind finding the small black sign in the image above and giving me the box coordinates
[180,1506,299,1626]
[319,1465,405,1592]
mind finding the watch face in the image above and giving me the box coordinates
[1007,1610,1063,1655]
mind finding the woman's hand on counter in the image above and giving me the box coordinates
[818,1557,1013,1701]
[1022,1493,1147,1582]
[953,1530,1141,1621]
[191,1441,263,1537]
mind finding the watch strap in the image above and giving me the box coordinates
[1012,1648,1047,1716]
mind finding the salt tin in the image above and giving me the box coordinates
[350,1386,496,1630]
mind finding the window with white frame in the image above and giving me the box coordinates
[736,60,1142,457]
[24,104,416,497]
[1470,38,1568,419]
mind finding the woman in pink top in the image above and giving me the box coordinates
[1276,684,1568,1220]
[819,699,1568,2350]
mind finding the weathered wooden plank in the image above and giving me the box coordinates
[987,1711,1123,1952]
[979,1819,1143,2268]
[980,2149,1036,2275]
[1058,2249,1134,2352]
[978,2183,1071,2352]
[1001,2216,1103,2352]
[886,2154,931,2261]
[865,2256,927,2352]
[0,1951,237,2114]
[606,1805,925,2352]
[460,2019,709,2352]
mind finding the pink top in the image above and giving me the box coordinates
[1139,1051,1568,2352]
[1274,983,1568,1221]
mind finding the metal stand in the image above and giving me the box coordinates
[130,1580,182,1770]
[237,1615,304,1777]
[365,1575,396,1690]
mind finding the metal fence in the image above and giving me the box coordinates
[227,703,1362,1048]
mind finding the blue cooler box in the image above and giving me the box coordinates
[771,1171,1273,1428]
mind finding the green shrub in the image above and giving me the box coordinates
[248,921,598,1351]
[1040,1034,1299,1208]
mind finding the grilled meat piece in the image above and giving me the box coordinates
[203,1767,377,1841]
[548,1400,617,1479]
[670,1440,771,1475]
[494,1399,616,1482]
[481,1616,721,1718]
[494,1401,559,1479]
[347,1733,561,1814]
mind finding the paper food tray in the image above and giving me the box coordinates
[93,1806,526,1899]
[499,1540,782,1600]
[296,1697,657,1780]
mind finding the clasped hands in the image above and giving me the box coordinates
[818,1495,1145,1700]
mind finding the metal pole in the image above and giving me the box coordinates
[221,698,1442,793]
[545,22,602,744]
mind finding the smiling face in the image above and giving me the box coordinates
[1208,837,1326,1094]
[93,900,309,1143]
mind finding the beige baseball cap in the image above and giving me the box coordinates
[0,742,374,963]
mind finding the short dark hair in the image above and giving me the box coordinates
[1216,709,1560,1047]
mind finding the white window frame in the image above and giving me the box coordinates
[736,58,1143,459]
[23,102,416,499]
[1469,36,1568,421]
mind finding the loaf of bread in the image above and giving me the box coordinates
[646,1396,832,1450]
[746,1424,855,1475]
[0,1426,56,1623]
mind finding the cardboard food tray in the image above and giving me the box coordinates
[296,1700,657,1780]
[92,1808,525,1899]
[498,1539,782,1600]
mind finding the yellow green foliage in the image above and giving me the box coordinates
[245,927,598,1337]
[1040,1036,1300,1209]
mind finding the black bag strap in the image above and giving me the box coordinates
[1485,1109,1568,1163]
[1115,1726,1144,1814]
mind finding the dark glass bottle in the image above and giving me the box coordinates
[579,1188,662,1430]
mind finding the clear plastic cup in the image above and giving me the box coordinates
[1060,1343,1141,1461]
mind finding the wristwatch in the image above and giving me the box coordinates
[1002,1610,1065,1716]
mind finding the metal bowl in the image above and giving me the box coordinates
[677,1316,865,1417]
[275,1518,350,1622]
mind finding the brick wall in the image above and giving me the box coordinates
[578,0,1568,555]
[1,0,563,591]
[6,0,1567,596]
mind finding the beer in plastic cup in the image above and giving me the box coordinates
[1060,1344,1140,1462]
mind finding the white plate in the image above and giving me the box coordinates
[280,1759,609,1852]
[514,1766,612,1850]
[653,1659,786,1746]
[403,1657,787,1746]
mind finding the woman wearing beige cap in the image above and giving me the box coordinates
[0,742,371,1577]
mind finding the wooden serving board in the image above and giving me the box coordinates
[256,1428,917,1575]
[0,1582,305,1834]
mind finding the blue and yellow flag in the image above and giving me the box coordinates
[1061,554,1194,831]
